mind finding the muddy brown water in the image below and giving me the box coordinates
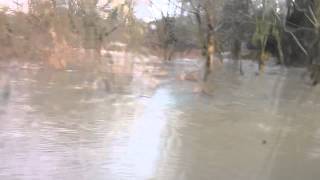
[0,59,320,180]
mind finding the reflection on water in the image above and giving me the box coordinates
[109,89,175,179]
[1,59,320,180]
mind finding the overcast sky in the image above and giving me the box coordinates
[135,0,175,22]
[0,0,174,22]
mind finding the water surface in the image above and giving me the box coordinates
[1,59,320,180]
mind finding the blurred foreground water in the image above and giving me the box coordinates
[1,57,320,180]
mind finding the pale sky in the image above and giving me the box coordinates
[0,0,174,21]
[135,0,176,22]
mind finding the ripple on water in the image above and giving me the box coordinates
[1,60,320,179]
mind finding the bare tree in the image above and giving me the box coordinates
[179,0,225,80]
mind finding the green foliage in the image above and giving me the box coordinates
[251,7,284,64]
[252,17,271,48]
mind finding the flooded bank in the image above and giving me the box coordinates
[0,59,320,180]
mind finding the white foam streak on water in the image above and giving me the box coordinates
[110,89,173,179]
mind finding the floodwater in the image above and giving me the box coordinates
[1,58,320,180]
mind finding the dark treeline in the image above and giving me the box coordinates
[162,0,320,83]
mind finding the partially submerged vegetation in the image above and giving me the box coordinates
[0,0,320,84]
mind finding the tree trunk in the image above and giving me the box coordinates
[231,38,241,60]
[276,38,284,65]
[205,33,214,68]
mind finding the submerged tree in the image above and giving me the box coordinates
[176,0,225,81]
[219,0,253,74]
